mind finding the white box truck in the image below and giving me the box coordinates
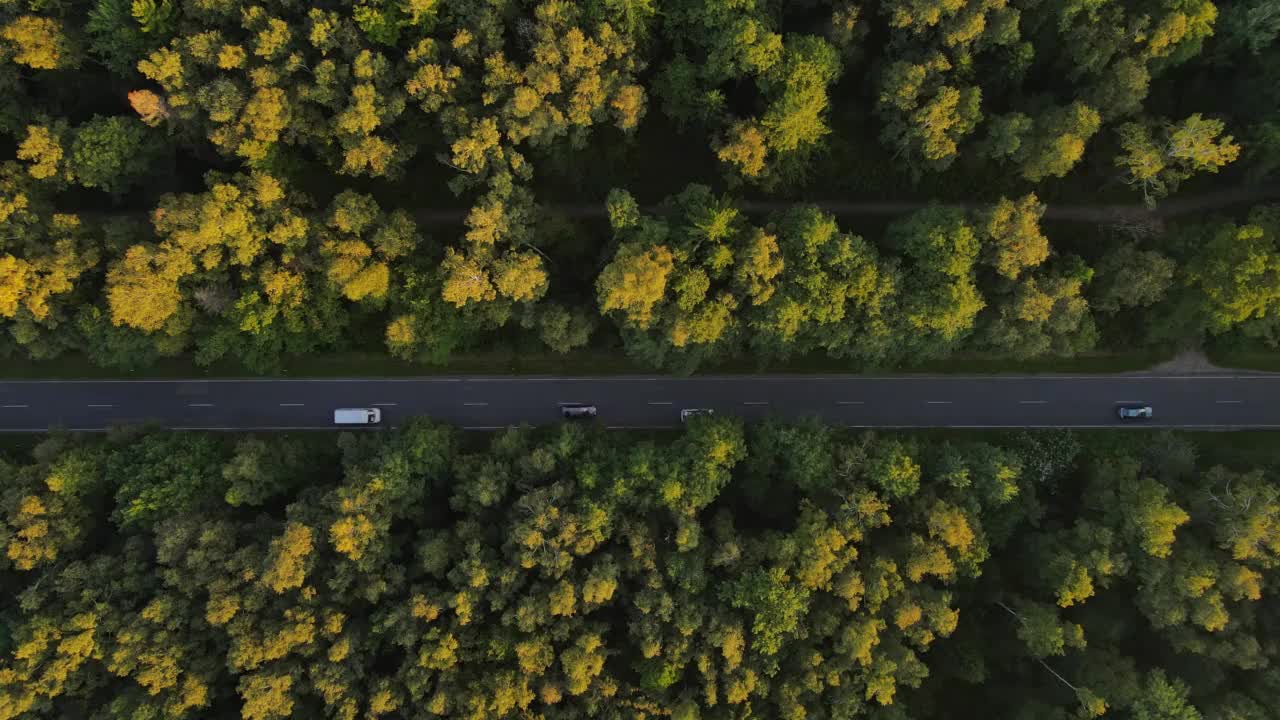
[334,408,381,425]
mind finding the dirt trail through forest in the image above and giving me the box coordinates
[413,183,1280,225]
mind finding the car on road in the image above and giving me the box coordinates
[1117,405,1153,420]
[334,408,381,425]
[562,405,597,419]
[681,408,714,422]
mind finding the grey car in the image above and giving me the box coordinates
[562,405,597,419]
[1117,405,1153,420]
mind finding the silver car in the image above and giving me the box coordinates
[562,405,597,419]
[1117,405,1153,420]
[680,408,714,422]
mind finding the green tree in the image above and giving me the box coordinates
[660,2,842,182]
[1007,102,1101,182]
[1217,0,1280,56]
[889,206,985,357]
[1116,115,1241,207]
[104,172,348,371]
[107,434,225,530]
[596,186,786,371]
[721,566,811,656]
[1090,245,1176,314]
[978,194,1050,280]
[0,164,101,361]
[1085,56,1150,121]
[752,35,842,183]
[67,116,164,195]
[1131,670,1202,720]
[319,191,418,303]
[878,56,982,173]
[1184,217,1280,334]
[222,436,314,507]
[747,206,898,364]
[979,259,1098,359]
[867,439,922,499]
[86,0,161,75]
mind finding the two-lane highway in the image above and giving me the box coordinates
[0,374,1278,431]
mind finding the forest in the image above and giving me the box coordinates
[0,0,1276,372]
[4,3,1280,720]
[0,422,1276,719]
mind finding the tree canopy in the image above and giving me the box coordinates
[0,0,1271,375]
[0,424,1277,720]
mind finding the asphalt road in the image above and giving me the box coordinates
[0,374,1278,431]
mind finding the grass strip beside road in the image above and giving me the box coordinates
[1206,349,1280,374]
[0,348,1173,380]
[888,350,1172,375]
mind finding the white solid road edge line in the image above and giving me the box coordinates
[842,424,1280,429]
[4,373,1278,386]
[4,423,1280,433]
[117,424,481,432]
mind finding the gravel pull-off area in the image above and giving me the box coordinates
[1146,350,1234,375]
